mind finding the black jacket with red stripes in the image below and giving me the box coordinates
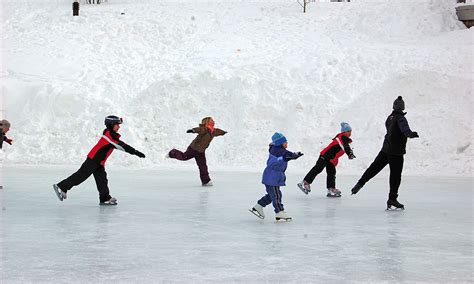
[319,133,354,166]
[87,129,137,166]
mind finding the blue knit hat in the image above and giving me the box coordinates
[271,132,287,146]
[340,122,352,133]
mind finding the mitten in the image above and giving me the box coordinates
[135,150,146,158]
[408,131,419,138]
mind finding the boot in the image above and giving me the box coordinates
[100,197,118,206]
[275,211,292,222]
[387,199,404,210]
[249,204,265,219]
[202,180,213,187]
[327,188,342,198]
[351,182,363,195]
[297,180,311,195]
[53,184,67,201]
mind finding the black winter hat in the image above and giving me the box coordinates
[393,96,405,111]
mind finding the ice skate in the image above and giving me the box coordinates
[386,199,404,210]
[275,211,292,222]
[249,204,265,219]
[297,181,311,195]
[326,188,342,198]
[351,182,363,195]
[53,184,67,201]
[202,180,213,187]
[100,197,118,206]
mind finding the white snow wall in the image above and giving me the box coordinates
[1,0,472,176]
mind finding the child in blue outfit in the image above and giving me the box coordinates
[249,132,303,221]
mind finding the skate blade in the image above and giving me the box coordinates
[100,202,118,206]
[386,206,404,211]
[249,209,264,219]
[297,183,310,195]
[275,218,292,222]
[326,194,342,198]
[53,184,64,201]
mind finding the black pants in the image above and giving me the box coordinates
[303,156,336,189]
[358,151,404,200]
[57,158,111,203]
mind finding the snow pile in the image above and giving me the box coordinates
[1,0,472,176]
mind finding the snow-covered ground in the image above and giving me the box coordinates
[1,0,472,176]
[1,166,472,282]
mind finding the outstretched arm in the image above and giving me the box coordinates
[190,127,207,134]
[214,128,227,136]
[341,136,355,159]
[398,116,419,138]
[283,150,304,161]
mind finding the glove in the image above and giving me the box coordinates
[348,153,356,159]
[408,131,419,138]
[5,139,12,145]
[186,129,195,133]
[295,152,304,159]
[135,150,146,158]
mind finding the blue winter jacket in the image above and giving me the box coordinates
[261,144,300,186]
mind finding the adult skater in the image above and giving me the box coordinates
[0,119,13,149]
[53,115,146,206]
[167,117,227,186]
[351,96,419,210]
[297,122,356,197]
[250,132,304,221]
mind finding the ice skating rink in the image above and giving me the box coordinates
[1,166,472,282]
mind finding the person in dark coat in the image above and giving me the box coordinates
[351,96,419,210]
[167,117,226,186]
[0,119,13,149]
[249,132,303,221]
[53,115,146,206]
[298,122,356,197]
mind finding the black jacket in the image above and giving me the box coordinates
[381,111,416,155]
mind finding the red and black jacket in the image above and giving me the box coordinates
[320,133,354,166]
[87,129,137,166]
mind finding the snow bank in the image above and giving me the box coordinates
[1,0,472,176]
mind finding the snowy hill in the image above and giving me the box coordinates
[1,0,472,176]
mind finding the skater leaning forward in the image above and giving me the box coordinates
[53,115,146,206]
[167,117,226,186]
[351,96,419,210]
[250,132,303,222]
[298,122,355,197]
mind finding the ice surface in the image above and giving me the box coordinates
[1,166,472,282]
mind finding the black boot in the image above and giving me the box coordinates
[351,182,363,195]
[387,199,404,210]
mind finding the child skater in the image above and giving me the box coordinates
[250,132,303,222]
[53,115,146,206]
[0,119,13,149]
[167,117,227,186]
[297,122,355,197]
